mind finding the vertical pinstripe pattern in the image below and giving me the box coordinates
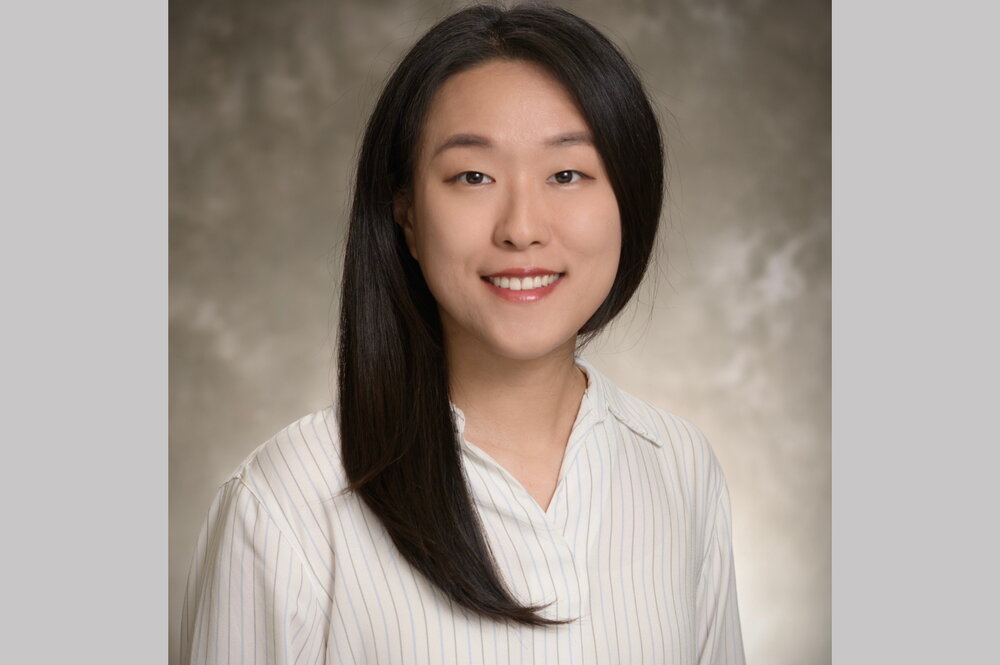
[180,357,745,664]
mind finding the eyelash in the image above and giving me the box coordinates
[451,170,589,185]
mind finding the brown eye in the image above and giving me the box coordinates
[550,170,583,185]
[458,171,493,185]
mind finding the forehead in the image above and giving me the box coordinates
[416,59,590,160]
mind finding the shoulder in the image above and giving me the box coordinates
[224,406,349,513]
[601,377,733,540]
[583,359,729,501]
[183,410,344,649]
[190,407,349,600]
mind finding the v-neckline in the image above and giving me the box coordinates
[454,360,601,524]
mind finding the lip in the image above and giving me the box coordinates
[481,271,565,303]
[483,266,562,278]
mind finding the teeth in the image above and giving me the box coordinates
[487,274,561,291]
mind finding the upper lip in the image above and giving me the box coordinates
[484,267,563,278]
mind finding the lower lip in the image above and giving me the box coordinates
[481,275,564,303]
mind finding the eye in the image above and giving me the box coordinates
[549,170,587,185]
[454,171,495,185]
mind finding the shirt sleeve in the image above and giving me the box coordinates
[179,478,328,665]
[695,482,746,665]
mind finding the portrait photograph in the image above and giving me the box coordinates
[169,1,830,663]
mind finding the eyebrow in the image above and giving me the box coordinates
[431,131,594,159]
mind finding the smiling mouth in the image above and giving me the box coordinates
[482,273,563,291]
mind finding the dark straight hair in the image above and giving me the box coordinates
[337,2,664,626]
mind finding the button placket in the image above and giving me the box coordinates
[541,426,605,623]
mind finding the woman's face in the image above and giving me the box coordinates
[397,59,621,362]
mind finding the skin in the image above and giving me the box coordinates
[394,59,622,511]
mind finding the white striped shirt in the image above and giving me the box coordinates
[180,357,745,664]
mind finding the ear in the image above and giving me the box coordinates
[392,191,419,261]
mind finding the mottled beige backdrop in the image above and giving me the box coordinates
[170,1,830,664]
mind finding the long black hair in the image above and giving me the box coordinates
[337,2,663,626]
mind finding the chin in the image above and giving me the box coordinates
[479,330,578,362]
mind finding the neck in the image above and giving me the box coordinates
[447,337,587,456]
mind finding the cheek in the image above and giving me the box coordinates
[590,227,622,298]
[412,201,479,281]
[566,199,622,273]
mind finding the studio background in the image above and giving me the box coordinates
[169,0,830,663]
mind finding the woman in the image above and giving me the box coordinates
[180,4,744,664]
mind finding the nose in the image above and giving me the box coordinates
[492,178,550,250]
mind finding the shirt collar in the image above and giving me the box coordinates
[573,356,664,448]
[450,355,663,449]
